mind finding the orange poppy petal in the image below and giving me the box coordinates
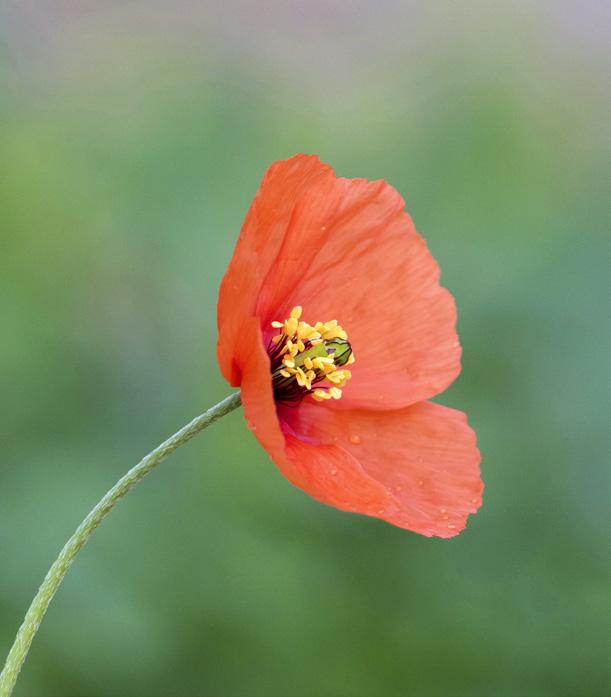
[282,433,402,518]
[276,175,461,409]
[280,399,482,537]
[232,317,286,466]
[217,154,333,385]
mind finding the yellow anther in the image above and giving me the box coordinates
[285,317,298,336]
[312,389,332,401]
[297,322,315,340]
[290,306,303,319]
[312,356,334,371]
[327,370,349,385]
[312,320,348,341]
[279,369,292,378]
[323,327,347,341]
[297,321,307,333]
[304,357,313,370]
[329,387,343,399]
[271,321,284,329]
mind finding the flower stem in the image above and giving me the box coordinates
[0,391,242,697]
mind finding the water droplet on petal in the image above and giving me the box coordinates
[330,468,338,477]
[377,507,385,514]
[349,434,361,445]
[447,524,456,530]
[418,480,424,486]
[395,485,402,492]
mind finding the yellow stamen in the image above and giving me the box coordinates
[269,305,354,403]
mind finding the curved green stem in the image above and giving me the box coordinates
[0,391,242,697]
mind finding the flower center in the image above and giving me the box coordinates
[267,306,355,404]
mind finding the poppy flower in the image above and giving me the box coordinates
[217,154,482,537]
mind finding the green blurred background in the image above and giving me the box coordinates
[1,2,609,696]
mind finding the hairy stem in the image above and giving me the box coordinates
[0,391,242,697]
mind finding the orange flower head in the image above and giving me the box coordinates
[217,154,482,537]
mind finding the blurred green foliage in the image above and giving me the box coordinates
[1,3,609,696]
